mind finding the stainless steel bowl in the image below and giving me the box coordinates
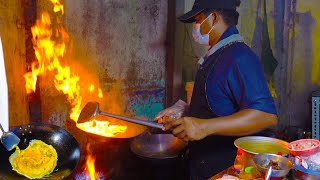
[234,136,289,155]
[233,136,290,168]
[130,130,187,159]
[253,153,293,177]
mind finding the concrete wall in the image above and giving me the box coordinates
[176,0,320,131]
[0,0,168,130]
[34,0,168,127]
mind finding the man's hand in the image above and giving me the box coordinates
[163,117,208,141]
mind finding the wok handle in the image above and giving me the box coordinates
[99,112,164,129]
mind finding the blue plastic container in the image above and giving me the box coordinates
[292,163,320,180]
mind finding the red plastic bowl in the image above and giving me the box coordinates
[288,139,320,157]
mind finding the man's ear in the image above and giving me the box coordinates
[211,12,218,22]
[210,12,218,26]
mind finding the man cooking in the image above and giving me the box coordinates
[155,0,278,179]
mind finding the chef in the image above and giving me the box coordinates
[155,0,278,179]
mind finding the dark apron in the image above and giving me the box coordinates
[187,44,239,180]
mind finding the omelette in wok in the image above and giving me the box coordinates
[9,139,58,179]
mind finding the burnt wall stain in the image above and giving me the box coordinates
[22,0,36,64]
[124,59,139,91]
[107,0,126,12]
[23,0,41,122]
[95,0,112,57]
[81,0,96,40]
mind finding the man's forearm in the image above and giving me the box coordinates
[201,109,277,136]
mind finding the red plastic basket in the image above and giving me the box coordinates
[288,139,320,157]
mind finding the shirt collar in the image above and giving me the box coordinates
[218,25,239,42]
[198,26,244,65]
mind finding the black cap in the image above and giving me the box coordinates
[178,0,238,23]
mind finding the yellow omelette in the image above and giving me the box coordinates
[9,140,58,179]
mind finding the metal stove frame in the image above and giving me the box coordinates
[312,91,320,140]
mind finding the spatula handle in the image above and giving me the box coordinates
[99,112,164,129]
[265,166,272,180]
[0,123,5,133]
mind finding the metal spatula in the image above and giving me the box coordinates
[77,101,164,129]
[265,166,272,180]
[0,123,20,151]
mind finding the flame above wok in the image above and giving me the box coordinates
[24,0,146,138]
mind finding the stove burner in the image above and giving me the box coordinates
[73,168,113,180]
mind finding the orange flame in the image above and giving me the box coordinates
[98,88,103,98]
[24,0,126,137]
[86,154,96,180]
[50,0,64,14]
[77,119,127,137]
[89,85,94,92]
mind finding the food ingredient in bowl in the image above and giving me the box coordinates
[295,152,320,172]
[9,140,58,179]
[265,160,281,170]
[289,140,318,150]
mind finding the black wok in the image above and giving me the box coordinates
[0,123,80,180]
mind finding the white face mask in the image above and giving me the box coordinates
[192,14,215,45]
